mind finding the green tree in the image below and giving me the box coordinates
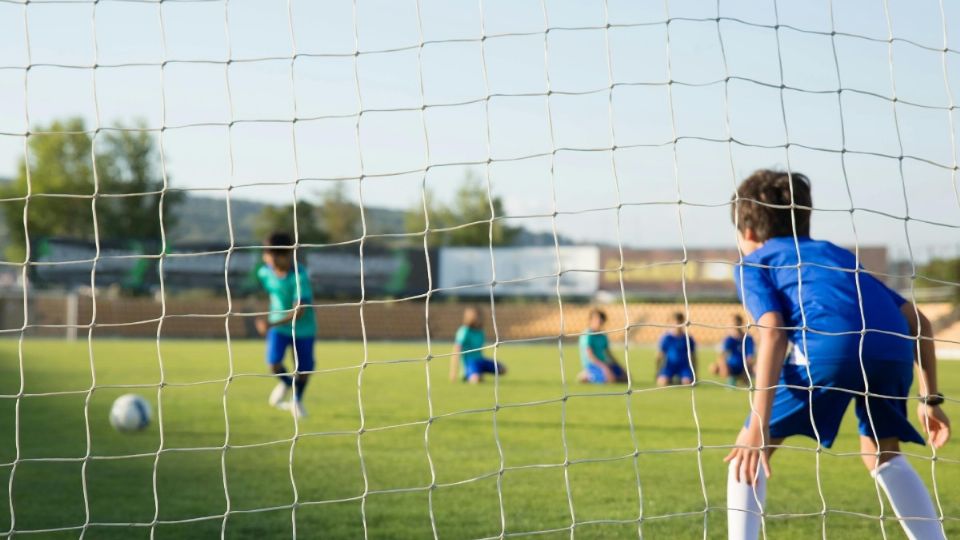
[97,122,183,244]
[0,118,182,261]
[918,257,960,303]
[1,118,93,261]
[252,184,363,245]
[252,201,328,245]
[320,183,362,243]
[405,172,519,247]
[0,117,181,261]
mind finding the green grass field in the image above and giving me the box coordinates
[0,338,957,539]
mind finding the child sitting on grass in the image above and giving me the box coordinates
[656,312,697,386]
[577,308,627,384]
[450,306,506,384]
[709,314,755,387]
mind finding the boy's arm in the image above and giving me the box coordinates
[718,343,730,365]
[586,348,615,380]
[902,302,951,448]
[256,307,307,335]
[450,345,462,382]
[654,337,665,378]
[260,304,311,329]
[586,348,607,367]
[725,311,789,484]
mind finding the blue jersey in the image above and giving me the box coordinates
[579,330,609,367]
[659,332,695,367]
[734,237,911,365]
[257,264,316,338]
[455,325,485,364]
[722,334,754,369]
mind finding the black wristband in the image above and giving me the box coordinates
[920,393,945,406]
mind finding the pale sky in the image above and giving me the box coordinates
[0,0,958,260]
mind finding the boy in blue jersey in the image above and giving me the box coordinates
[255,232,317,419]
[724,170,950,540]
[656,312,697,386]
[709,314,755,387]
[576,308,627,384]
[450,306,507,384]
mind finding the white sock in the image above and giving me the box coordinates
[727,460,767,540]
[872,455,945,540]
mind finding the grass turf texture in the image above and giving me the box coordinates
[0,339,957,539]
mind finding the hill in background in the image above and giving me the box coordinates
[0,182,570,249]
[168,195,566,246]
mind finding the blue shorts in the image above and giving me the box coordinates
[746,361,924,448]
[265,329,316,372]
[584,362,625,383]
[659,361,693,381]
[726,360,746,377]
[463,357,502,380]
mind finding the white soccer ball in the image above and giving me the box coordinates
[109,394,152,432]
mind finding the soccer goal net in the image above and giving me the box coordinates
[0,0,957,538]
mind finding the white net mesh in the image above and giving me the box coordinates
[0,0,958,538]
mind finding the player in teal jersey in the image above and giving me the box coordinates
[577,308,627,384]
[450,306,506,384]
[255,232,317,419]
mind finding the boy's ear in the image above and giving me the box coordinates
[742,227,758,243]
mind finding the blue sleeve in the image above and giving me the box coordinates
[295,266,313,302]
[658,334,668,352]
[722,336,735,353]
[455,326,467,346]
[745,336,755,356]
[737,263,784,322]
[689,336,696,352]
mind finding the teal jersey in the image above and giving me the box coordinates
[257,264,316,338]
[455,325,485,365]
[579,330,609,368]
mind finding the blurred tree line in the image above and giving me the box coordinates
[252,172,519,247]
[0,117,182,261]
[0,117,521,262]
[918,257,960,303]
[404,171,518,247]
[252,183,362,245]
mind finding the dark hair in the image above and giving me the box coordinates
[589,308,607,323]
[673,312,685,324]
[264,231,295,256]
[733,314,744,326]
[732,169,812,242]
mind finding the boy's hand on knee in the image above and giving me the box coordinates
[917,404,950,449]
[255,317,269,336]
[602,366,615,383]
[724,423,772,485]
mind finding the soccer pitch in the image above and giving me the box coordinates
[1,339,957,539]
